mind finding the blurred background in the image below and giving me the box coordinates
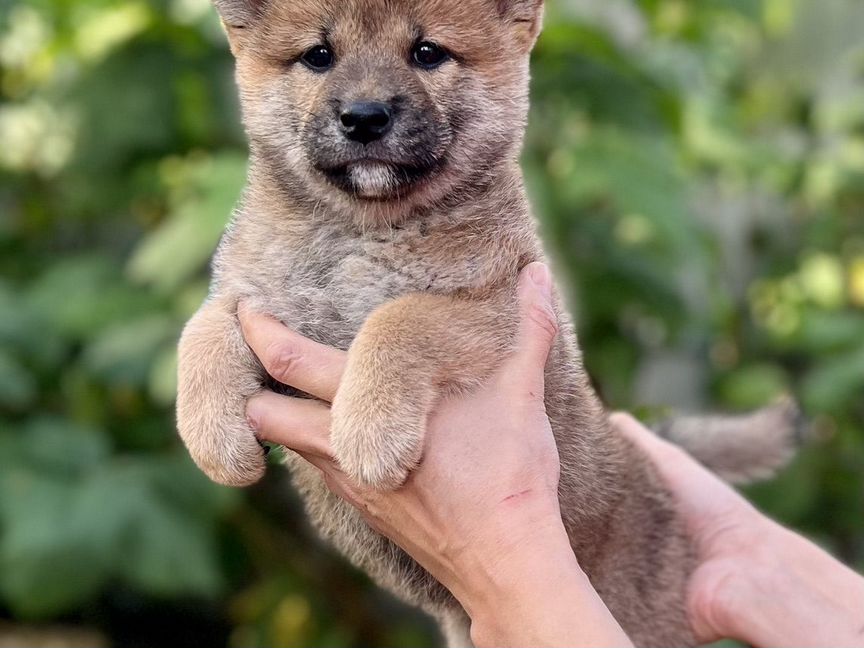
[1,0,863,646]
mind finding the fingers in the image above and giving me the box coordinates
[238,310,361,501]
[610,412,728,498]
[239,308,346,402]
[246,392,369,507]
[501,262,558,398]
[610,412,658,446]
[246,391,333,458]
[610,412,686,465]
[287,447,365,511]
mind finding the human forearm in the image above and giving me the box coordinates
[451,506,633,648]
[469,559,634,648]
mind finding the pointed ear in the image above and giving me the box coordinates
[212,0,266,29]
[496,0,544,52]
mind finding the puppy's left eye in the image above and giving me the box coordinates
[411,41,449,70]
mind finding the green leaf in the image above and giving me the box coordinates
[0,455,232,618]
[128,153,247,293]
[0,349,36,408]
[25,255,159,340]
[10,417,112,478]
[801,345,864,412]
[76,461,227,598]
[82,314,177,386]
[0,470,110,618]
[716,363,790,409]
[793,310,864,354]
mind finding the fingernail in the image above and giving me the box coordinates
[528,263,552,297]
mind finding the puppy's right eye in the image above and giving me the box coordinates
[301,45,334,72]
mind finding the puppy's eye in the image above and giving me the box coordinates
[301,45,334,72]
[411,41,449,70]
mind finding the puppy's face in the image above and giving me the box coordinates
[215,0,543,219]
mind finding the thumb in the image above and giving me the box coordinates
[502,262,558,398]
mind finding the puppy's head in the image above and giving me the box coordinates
[214,0,543,220]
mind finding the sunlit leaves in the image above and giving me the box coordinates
[128,152,248,294]
[72,2,151,62]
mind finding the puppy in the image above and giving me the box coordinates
[177,1,800,644]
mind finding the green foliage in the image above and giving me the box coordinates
[1,0,863,645]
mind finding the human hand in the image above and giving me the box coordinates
[241,263,632,647]
[612,413,864,648]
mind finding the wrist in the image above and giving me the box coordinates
[446,491,569,614]
[450,504,632,648]
[465,529,579,647]
[468,553,633,648]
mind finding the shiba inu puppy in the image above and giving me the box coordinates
[176,0,800,644]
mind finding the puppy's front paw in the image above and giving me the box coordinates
[178,401,266,488]
[330,380,429,491]
[176,299,267,488]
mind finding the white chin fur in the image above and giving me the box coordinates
[349,162,396,197]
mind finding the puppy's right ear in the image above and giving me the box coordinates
[213,0,266,45]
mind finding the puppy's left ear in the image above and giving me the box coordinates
[497,0,544,52]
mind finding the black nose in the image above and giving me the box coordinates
[340,101,393,144]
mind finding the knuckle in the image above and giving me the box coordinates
[244,405,263,432]
[322,472,341,494]
[362,491,385,519]
[609,411,636,430]
[265,341,302,382]
[526,302,559,341]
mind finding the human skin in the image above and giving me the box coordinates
[241,264,864,648]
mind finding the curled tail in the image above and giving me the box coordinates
[654,398,806,484]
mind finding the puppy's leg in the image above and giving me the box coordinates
[177,296,266,486]
[330,293,514,490]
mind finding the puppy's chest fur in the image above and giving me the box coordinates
[216,213,516,349]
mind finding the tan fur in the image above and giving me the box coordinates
[177,1,799,645]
